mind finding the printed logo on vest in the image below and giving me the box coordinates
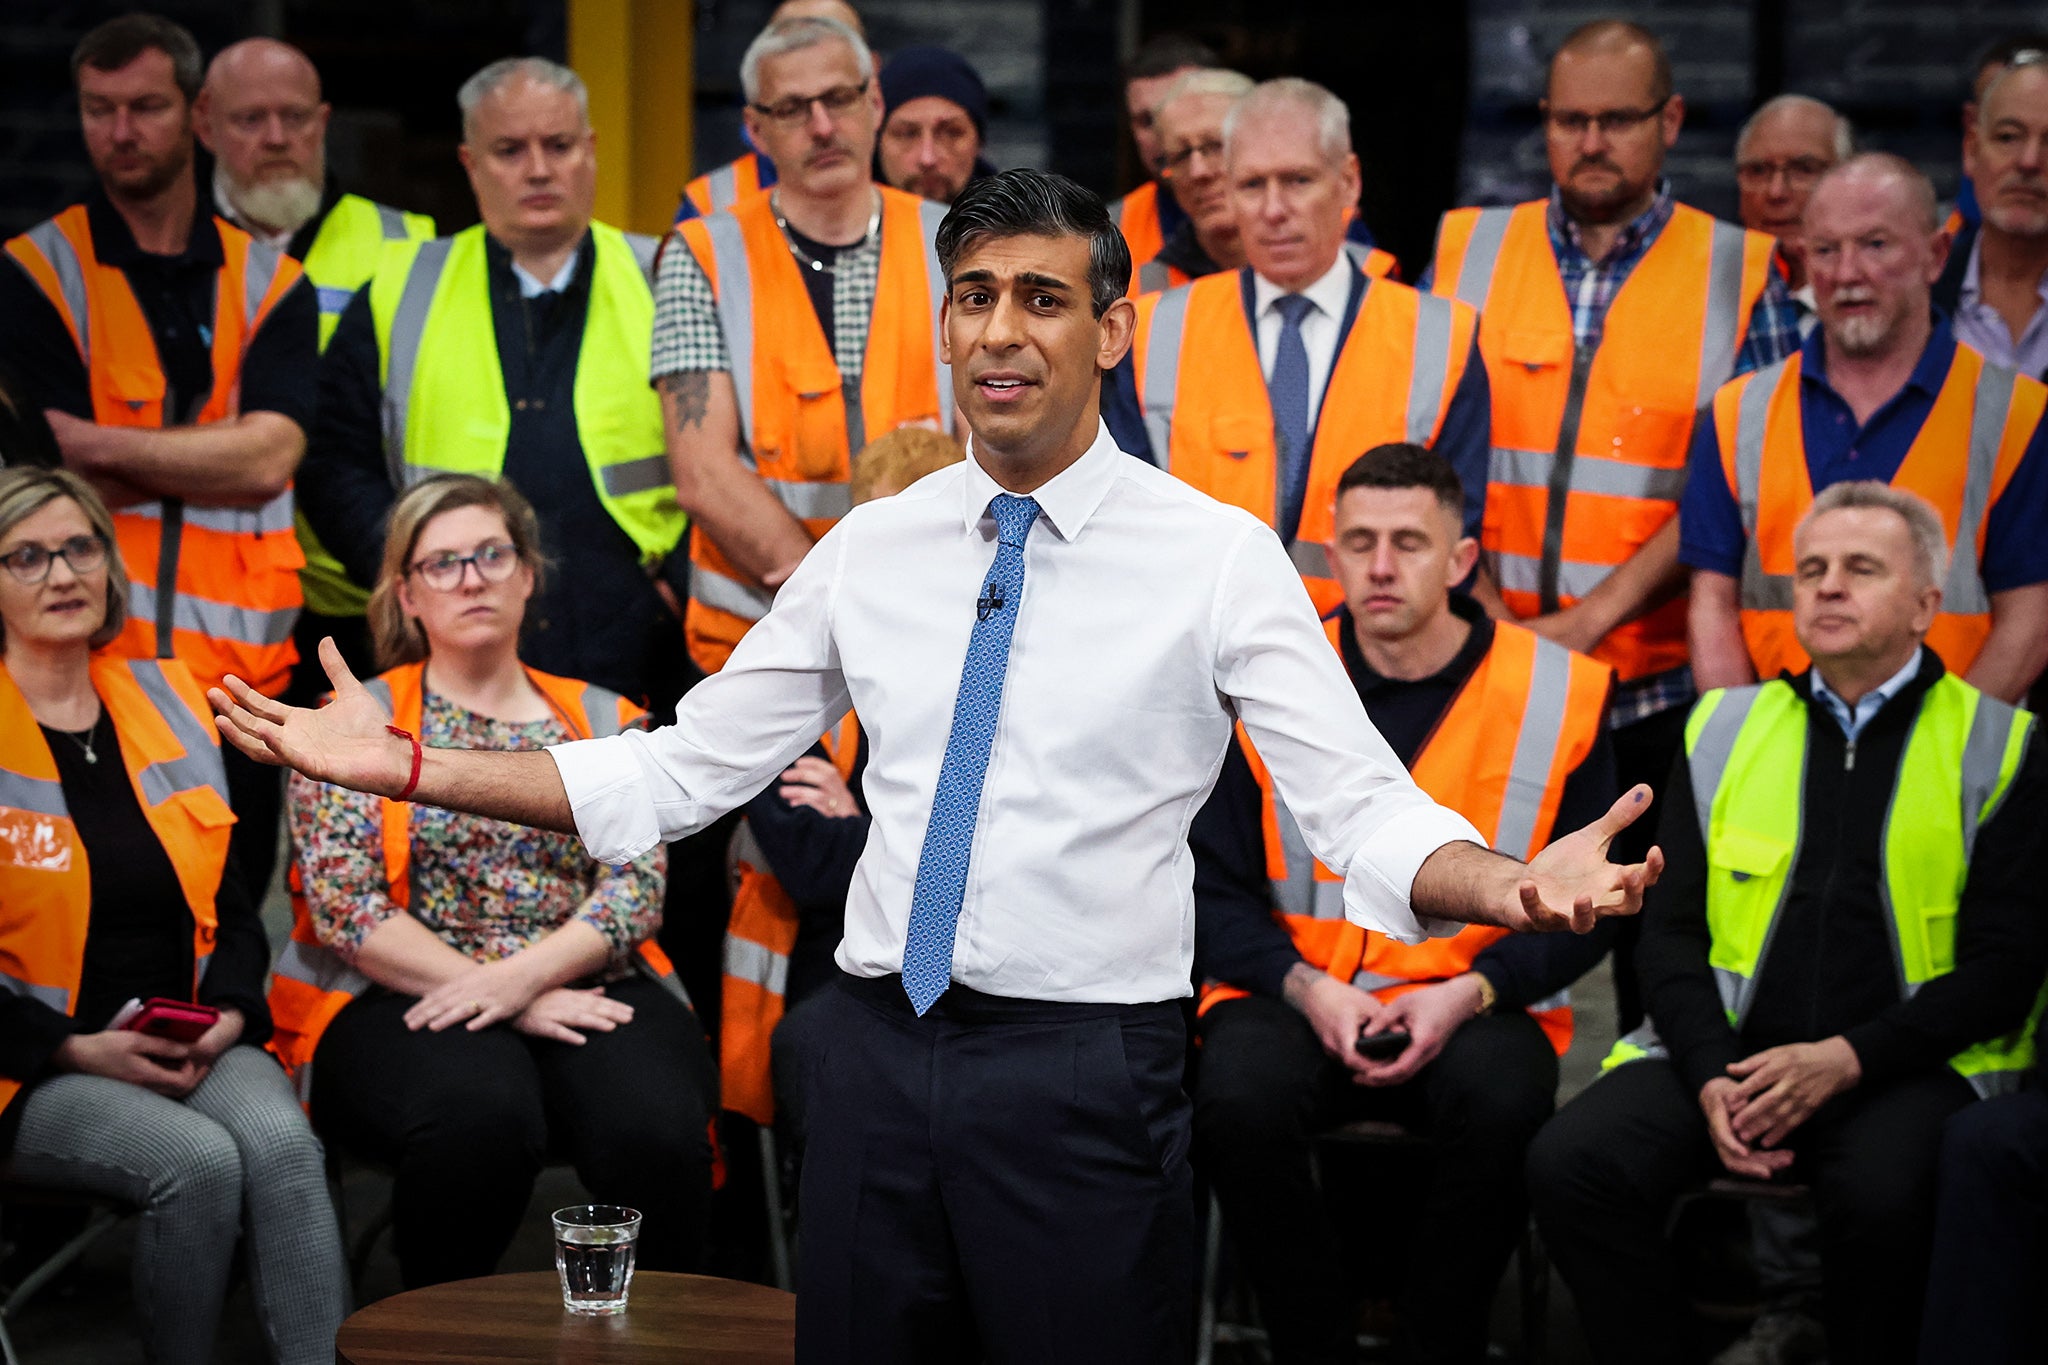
[0,814,72,872]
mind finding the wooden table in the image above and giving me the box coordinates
[333,1270,795,1363]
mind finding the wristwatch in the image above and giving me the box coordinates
[1466,972,1497,1017]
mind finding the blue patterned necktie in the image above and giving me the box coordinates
[901,493,1042,1014]
[1270,292,1317,543]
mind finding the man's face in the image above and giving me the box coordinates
[459,77,596,249]
[879,95,980,204]
[1966,66,2048,241]
[1228,103,1358,291]
[1543,45,1681,224]
[744,40,881,201]
[1328,485,1474,644]
[940,231,1133,464]
[1157,91,1235,238]
[1125,67,1197,176]
[196,47,329,230]
[1736,105,1838,257]
[78,51,193,201]
[1792,506,1940,672]
[1805,170,1944,359]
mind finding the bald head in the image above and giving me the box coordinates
[1809,152,1939,233]
[1803,154,1946,362]
[205,36,320,99]
[195,37,329,234]
[771,0,863,37]
[1548,20,1671,104]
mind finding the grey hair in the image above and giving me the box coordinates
[1223,77,1352,167]
[1154,68,1255,120]
[740,15,873,105]
[458,58,588,141]
[1801,480,1950,589]
[1736,93,1853,163]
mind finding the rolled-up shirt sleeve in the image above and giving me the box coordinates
[1212,523,1485,943]
[550,522,855,864]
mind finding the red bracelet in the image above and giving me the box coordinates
[387,724,423,801]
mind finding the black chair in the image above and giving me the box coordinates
[0,1177,132,1365]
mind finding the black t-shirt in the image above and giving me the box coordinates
[783,225,840,358]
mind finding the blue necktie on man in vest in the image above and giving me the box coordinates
[1270,292,1316,543]
[902,493,1042,1015]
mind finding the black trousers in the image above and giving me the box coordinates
[794,973,1195,1365]
[1194,995,1558,1365]
[1527,1056,1974,1365]
[1607,703,1689,1035]
[220,742,283,903]
[310,975,719,1288]
[1920,1078,2048,1363]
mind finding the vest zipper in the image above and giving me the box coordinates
[1844,735,1856,771]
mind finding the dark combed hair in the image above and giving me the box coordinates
[1336,443,1465,517]
[1549,19,1672,105]
[936,168,1131,320]
[1122,32,1220,85]
[71,13,204,102]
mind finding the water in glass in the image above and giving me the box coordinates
[552,1205,641,1315]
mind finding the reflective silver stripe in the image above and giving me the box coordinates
[1341,240,1379,274]
[127,489,295,536]
[1694,219,1751,407]
[273,937,369,998]
[702,213,757,452]
[1968,1069,2027,1100]
[706,162,742,212]
[1525,988,1571,1013]
[1137,260,1169,294]
[1713,965,1746,1018]
[764,477,852,521]
[381,236,455,483]
[625,231,660,287]
[1960,696,2027,860]
[1405,291,1456,445]
[1288,540,1331,579]
[1731,361,1793,612]
[1492,551,1610,601]
[1948,362,2018,617]
[691,564,775,621]
[315,285,355,315]
[376,203,409,240]
[1142,284,1192,463]
[918,198,956,435]
[25,219,90,361]
[724,934,790,996]
[1608,1020,1669,1064]
[1686,686,1761,851]
[580,683,629,739]
[1352,970,1404,992]
[0,971,70,1014]
[243,240,288,327]
[0,770,68,818]
[127,580,298,648]
[1270,797,1319,920]
[1488,445,1686,502]
[1450,207,1515,311]
[599,455,675,498]
[362,677,394,716]
[1494,637,1573,858]
[129,659,232,805]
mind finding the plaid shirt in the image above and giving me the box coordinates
[1546,180,1801,728]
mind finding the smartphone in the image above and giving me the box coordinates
[1355,1028,1412,1061]
[119,998,219,1044]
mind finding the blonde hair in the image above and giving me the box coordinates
[367,475,545,670]
[0,467,127,651]
[850,426,966,505]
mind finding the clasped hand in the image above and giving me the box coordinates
[1698,1037,1862,1177]
[405,960,634,1045]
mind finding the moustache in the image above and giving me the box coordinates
[1571,156,1622,176]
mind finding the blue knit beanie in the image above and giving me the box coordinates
[879,46,989,136]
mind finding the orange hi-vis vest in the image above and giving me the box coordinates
[675,185,952,673]
[0,656,231,1115]
[1431,199,1776,681]
[1132,265,1479,616]
[1712,343,2044,679]
[1112,181,1169,283]
[720,711,861,1125]
[266,662,686,1102]
[684,152,771,219]
[1134,237,1397,296]
[5,204,307,698]
[1197,617,1612,1056]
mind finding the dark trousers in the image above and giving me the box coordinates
[220,742,282,903]
[1528,1056,1974,1365]
[1607,702,1689,1034]
[310,975,718,1288]
[1920,1078,2048,1363]
[795,973,1195,1365]
[1194,995,1558,1365]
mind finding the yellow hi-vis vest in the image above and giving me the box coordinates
[1603,673,2041,1097]
[367,223,685,569]
[294,193,436,618]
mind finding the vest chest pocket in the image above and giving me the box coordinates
[1608,404,1696,475]
[776,355,852,484]
[98,356,166,426]
[1706,824,1793,958]
[1913,904,1959,981]
[1500,329,1569,374]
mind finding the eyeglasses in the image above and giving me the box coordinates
[1162,138,1226,178]
[0,533,107,585]
[407,541,520,591]
[1543,96,1671,138]
[1736,156,1833,191]
[750,80,870,127]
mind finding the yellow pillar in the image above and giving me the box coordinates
[568,0,695,236]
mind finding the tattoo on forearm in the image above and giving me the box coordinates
[657,371,711,432]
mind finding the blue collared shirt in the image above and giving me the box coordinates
[1810,647,1923,742]
[1681,315,2048,593]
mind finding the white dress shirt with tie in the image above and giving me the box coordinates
[1251,253,1356,419]
[548,422,1484,1003]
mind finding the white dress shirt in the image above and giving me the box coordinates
[1810,647,1924,744]
[549,423,1484,1003]
[1251,252,1357,421]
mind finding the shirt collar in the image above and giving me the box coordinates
[511,251,581,297]
[1799,309,1957,397]
[1810,645,1924,725]
[960,419,1122,542]
[84,182,223,268]
[1343,593,1496,697]
[1958,228,2048,309]
[1546,176,1675,262]
[1250,249,1355,324]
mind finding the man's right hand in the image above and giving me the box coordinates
[1284,966,1390,1078]
[1699,1075,1794,1179]
[209,637,411,796]
[56,1030,206,1099]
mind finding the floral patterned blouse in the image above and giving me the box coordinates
[287,689,665,981]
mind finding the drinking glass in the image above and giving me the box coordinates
[552,1205,642,1315]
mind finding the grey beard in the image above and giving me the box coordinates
[226,173,323,236]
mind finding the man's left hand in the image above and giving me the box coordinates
[1525,602,1607,656]
[1352,975,1486,1087]
[1726,1037,1863,1148]
[1510,785,1664,932]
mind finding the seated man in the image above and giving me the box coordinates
[1192,443,1618,1365]
[1529,481,2048,1365]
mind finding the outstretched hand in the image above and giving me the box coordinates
[1510,784,1665,933]
[208,637,412,796]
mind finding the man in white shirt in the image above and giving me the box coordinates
[211,169,1661,1364]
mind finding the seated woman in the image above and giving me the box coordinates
[275,474,715,1289]
[0,468,345,1365]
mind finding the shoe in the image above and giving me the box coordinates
[1709,1308,1828,1365]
